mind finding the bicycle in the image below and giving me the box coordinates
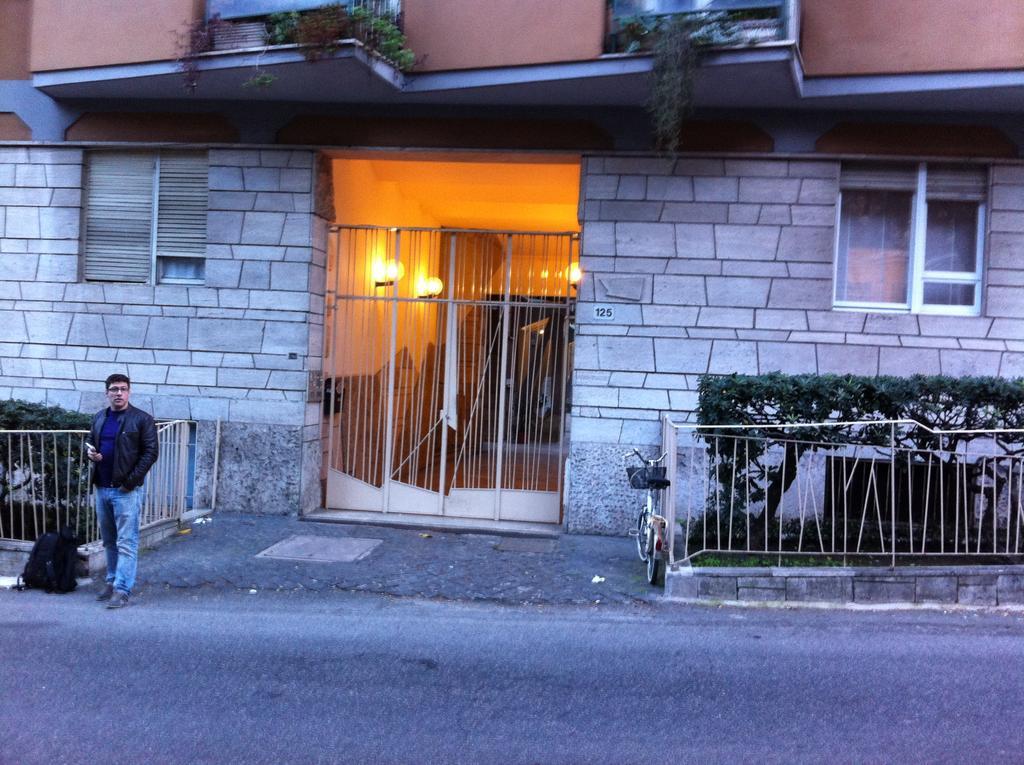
[625,449,671,585]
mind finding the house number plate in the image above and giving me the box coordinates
[593,305,616,321]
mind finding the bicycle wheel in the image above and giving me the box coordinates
[647,546,664,585]
[635,506,649,562]
[647,490,664,585]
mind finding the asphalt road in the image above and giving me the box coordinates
[3,590,1024,764]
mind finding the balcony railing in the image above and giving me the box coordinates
[206,0,399,21]
[202,0,403,55]
[608,0,799,53]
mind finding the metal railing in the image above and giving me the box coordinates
[323,226,576,522]
[0,421,195,545]
[207,0,400,22]
[662,418,1024,567]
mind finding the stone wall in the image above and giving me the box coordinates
[666,565,1024,606]
[568,155,1024,533]
[0,145,323,514]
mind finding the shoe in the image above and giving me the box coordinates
[106,591,129,609]
[96,583,114,602]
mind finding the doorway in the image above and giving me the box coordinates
[323,227,578,523]
[319,151,582,525]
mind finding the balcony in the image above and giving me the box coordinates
[607,0,799,53]
[205,0,402,52]
[27,0,1024,117]
[31,0,796,110]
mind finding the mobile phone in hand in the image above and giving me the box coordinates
[85,442,96,453]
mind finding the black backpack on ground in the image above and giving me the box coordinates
[18,526,79,593]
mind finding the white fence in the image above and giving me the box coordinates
[0,421,194,545]
[662,418,1024,567]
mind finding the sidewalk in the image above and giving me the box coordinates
[122,513,663,607]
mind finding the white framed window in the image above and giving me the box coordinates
[833,162,986,316]
[83,151,208,284]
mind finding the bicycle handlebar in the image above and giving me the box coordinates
[622,449,667,466]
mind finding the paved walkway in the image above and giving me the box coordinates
[133,514,662,607]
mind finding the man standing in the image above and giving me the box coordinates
[86,374,159,609]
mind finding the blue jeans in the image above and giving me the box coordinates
[95,486,144,595]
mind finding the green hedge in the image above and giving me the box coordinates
[0,399,92,542]
[698,373,1024,443]
[0,398,91,430]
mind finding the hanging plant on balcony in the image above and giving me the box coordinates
[178,5,415,93]
[294,3,352,61]
[279,3,414,70]
[176,14,226,93]
[350,6,416,71]
[242,70,277,89]
[267,11,301,45]
[648,16,696,154]
[647,12,739,154]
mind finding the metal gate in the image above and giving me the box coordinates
[323,226,578,524]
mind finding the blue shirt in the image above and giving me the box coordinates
[96,408,124,488]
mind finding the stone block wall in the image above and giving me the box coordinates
[666,565,1024,607]
[0,145,324,515]
[568,154,1024,533]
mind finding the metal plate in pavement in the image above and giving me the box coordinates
[256,535,382,563]
[495,538,557,554]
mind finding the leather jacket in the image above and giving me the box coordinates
[89,404,159,490]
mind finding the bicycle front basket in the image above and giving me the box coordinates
[626,465,666,490]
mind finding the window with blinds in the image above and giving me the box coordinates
[835,162,987,316]
[83,151,208,284]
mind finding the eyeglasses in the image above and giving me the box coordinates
[106,387,129,394]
